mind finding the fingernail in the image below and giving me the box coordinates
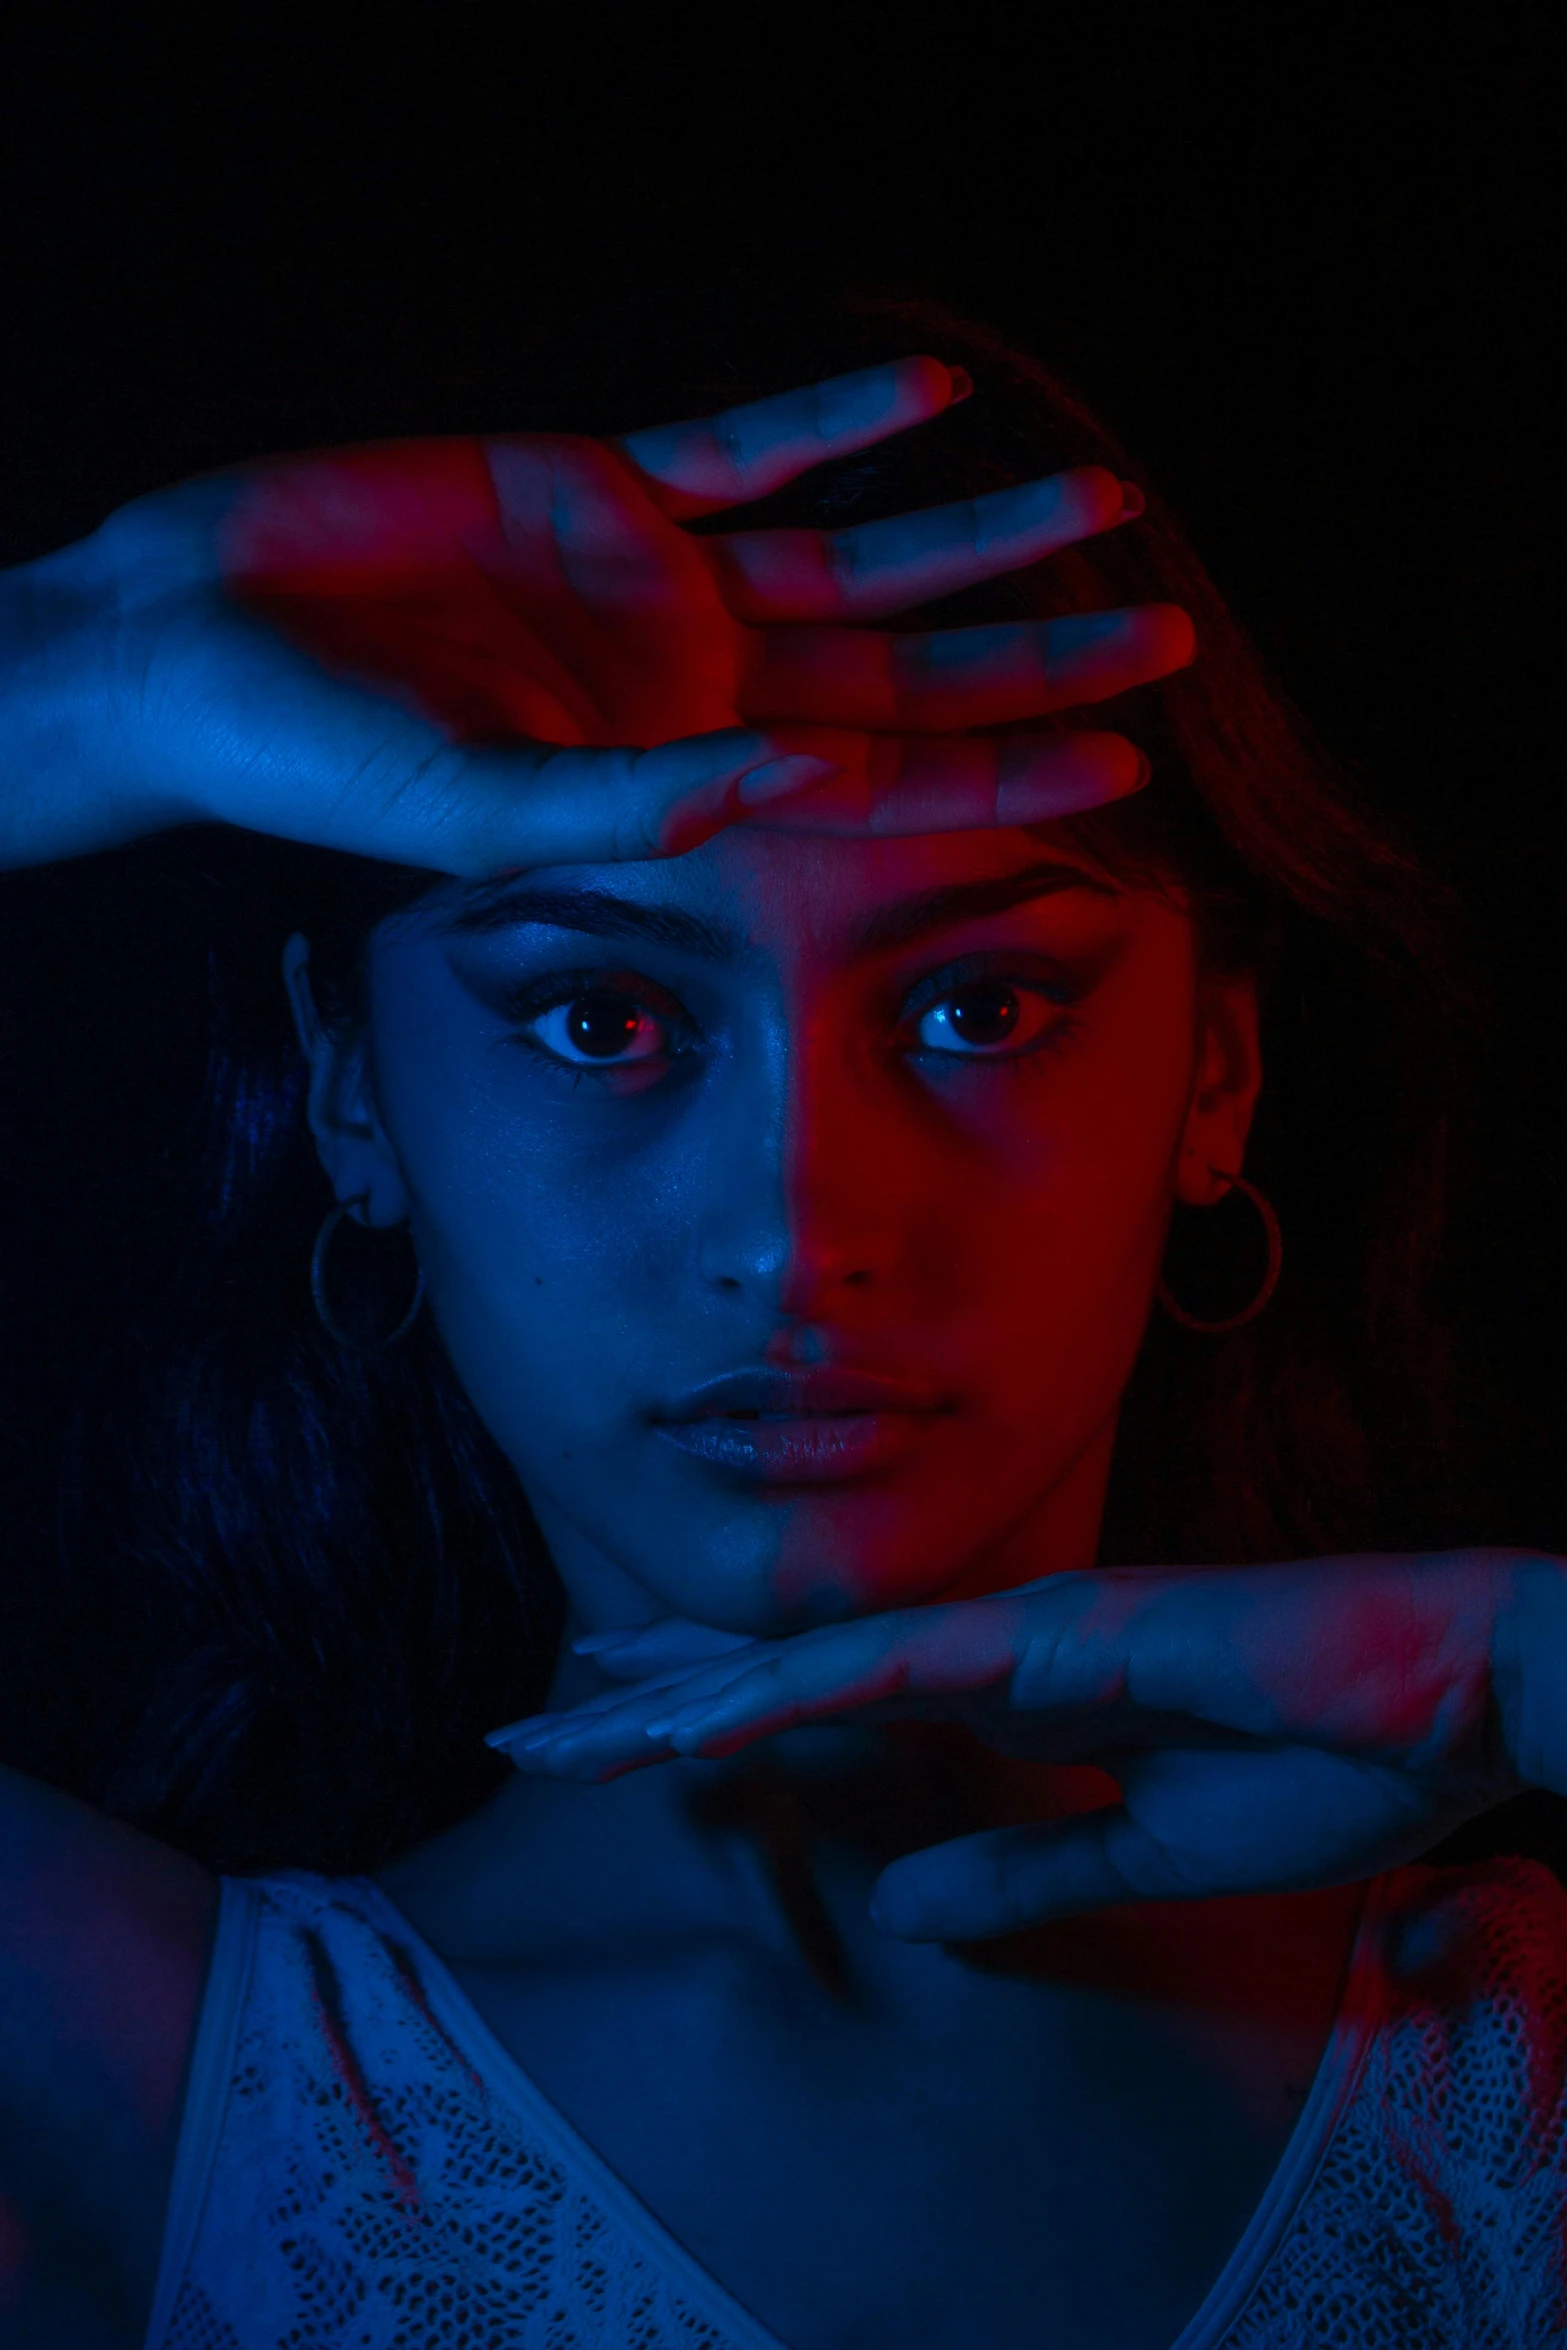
[485,1720,556,1753]
[946,364,975,404]
[643,1709,712,1742]
[1129,750,1152,792]
[736,754,840,808]
[1119,481,1146,520]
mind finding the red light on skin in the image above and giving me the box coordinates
[223,441,499,592]
[220,436,753,754]
[224,443,605,748]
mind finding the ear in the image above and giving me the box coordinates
[282,933,410,1229]
[1173,970,1263,1208]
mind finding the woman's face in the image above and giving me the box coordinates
[292,822,1260,1636]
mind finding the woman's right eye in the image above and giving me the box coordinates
[523,989,674,1068]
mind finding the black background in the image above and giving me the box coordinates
[2,6,1562,1652]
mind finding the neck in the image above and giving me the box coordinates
[386,1674,1125,2010]
[385,1432,1125,1982]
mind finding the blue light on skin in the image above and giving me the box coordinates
[282,819,1369,2347]
[283,811,1264,1924]
[287,818,1258,1635]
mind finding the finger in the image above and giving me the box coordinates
[870,1811,1205,1940]
[645,1602,1029,1754]
[615,357,966,521]
[485,1685,724,1773]
[503,1577,1170,1782]
[710,465,1134,624]
[498,1616,924,1776]
[570,1619,761,1681]
[486,1641,792,1774]
[486,1671,736,1764]
[497,1648,768,1740]
[734,727,1149,834]
[741,606,1197,729]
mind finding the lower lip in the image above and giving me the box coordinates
[654,1411,939,1484]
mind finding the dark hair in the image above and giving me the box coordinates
[51,291,1501,1874]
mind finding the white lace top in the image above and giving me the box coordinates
[143,1859,1567,2350]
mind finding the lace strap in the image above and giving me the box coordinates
[142,1875,263,2350]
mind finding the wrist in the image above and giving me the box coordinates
[0,553,198,868]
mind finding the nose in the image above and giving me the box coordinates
[695,1020,888,1314]
[696,1168,793,1299]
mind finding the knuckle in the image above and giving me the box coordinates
[347,738,461,831]
[985,1836,1036,1932]
[823,529,863,592]
[609,755,676,860]
[88,496,216,602]
[546,437,628,501]
[1123,1826,1199,1899]
[578,437,635,490]
[708,410,752,495]
[810,379,847,449]
[500,434,624,517]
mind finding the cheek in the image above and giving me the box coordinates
[918,986,1197,1416]
[1061,994,1197,1253]
[364,1003,676,1452]
[358,921,1202,1619]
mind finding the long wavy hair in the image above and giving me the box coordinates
[43,291,1508,1875]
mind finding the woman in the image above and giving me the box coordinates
[1,297,1563,2348]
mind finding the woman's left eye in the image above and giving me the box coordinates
[526,991,671,1067]
[911,978,1069,1058]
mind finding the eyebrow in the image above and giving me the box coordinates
[852,859,1120,952]
[446,858,1117,960]
[449,886,739,957]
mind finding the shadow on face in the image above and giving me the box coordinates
[288,820,1260,1638]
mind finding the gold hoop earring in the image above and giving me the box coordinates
[1156,1169,1282,1335]
[310,1195,426,1351]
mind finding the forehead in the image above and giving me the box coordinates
[417,822,1163,968]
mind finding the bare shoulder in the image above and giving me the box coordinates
[0,1760,217,2343]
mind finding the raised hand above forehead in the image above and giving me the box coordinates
[3,358,1192,877]
[226,358,1191,850]
[233,356,1188,726]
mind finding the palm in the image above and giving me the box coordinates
[477,442,756,745]
[231,436,755,751]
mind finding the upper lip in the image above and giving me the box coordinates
[654,1367,952,1422]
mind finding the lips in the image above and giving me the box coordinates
[651,1365,952,1484]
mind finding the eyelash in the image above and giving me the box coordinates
[900,957,1083,1069]
[502,968,697,1084]
[502,959,1085,1081]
